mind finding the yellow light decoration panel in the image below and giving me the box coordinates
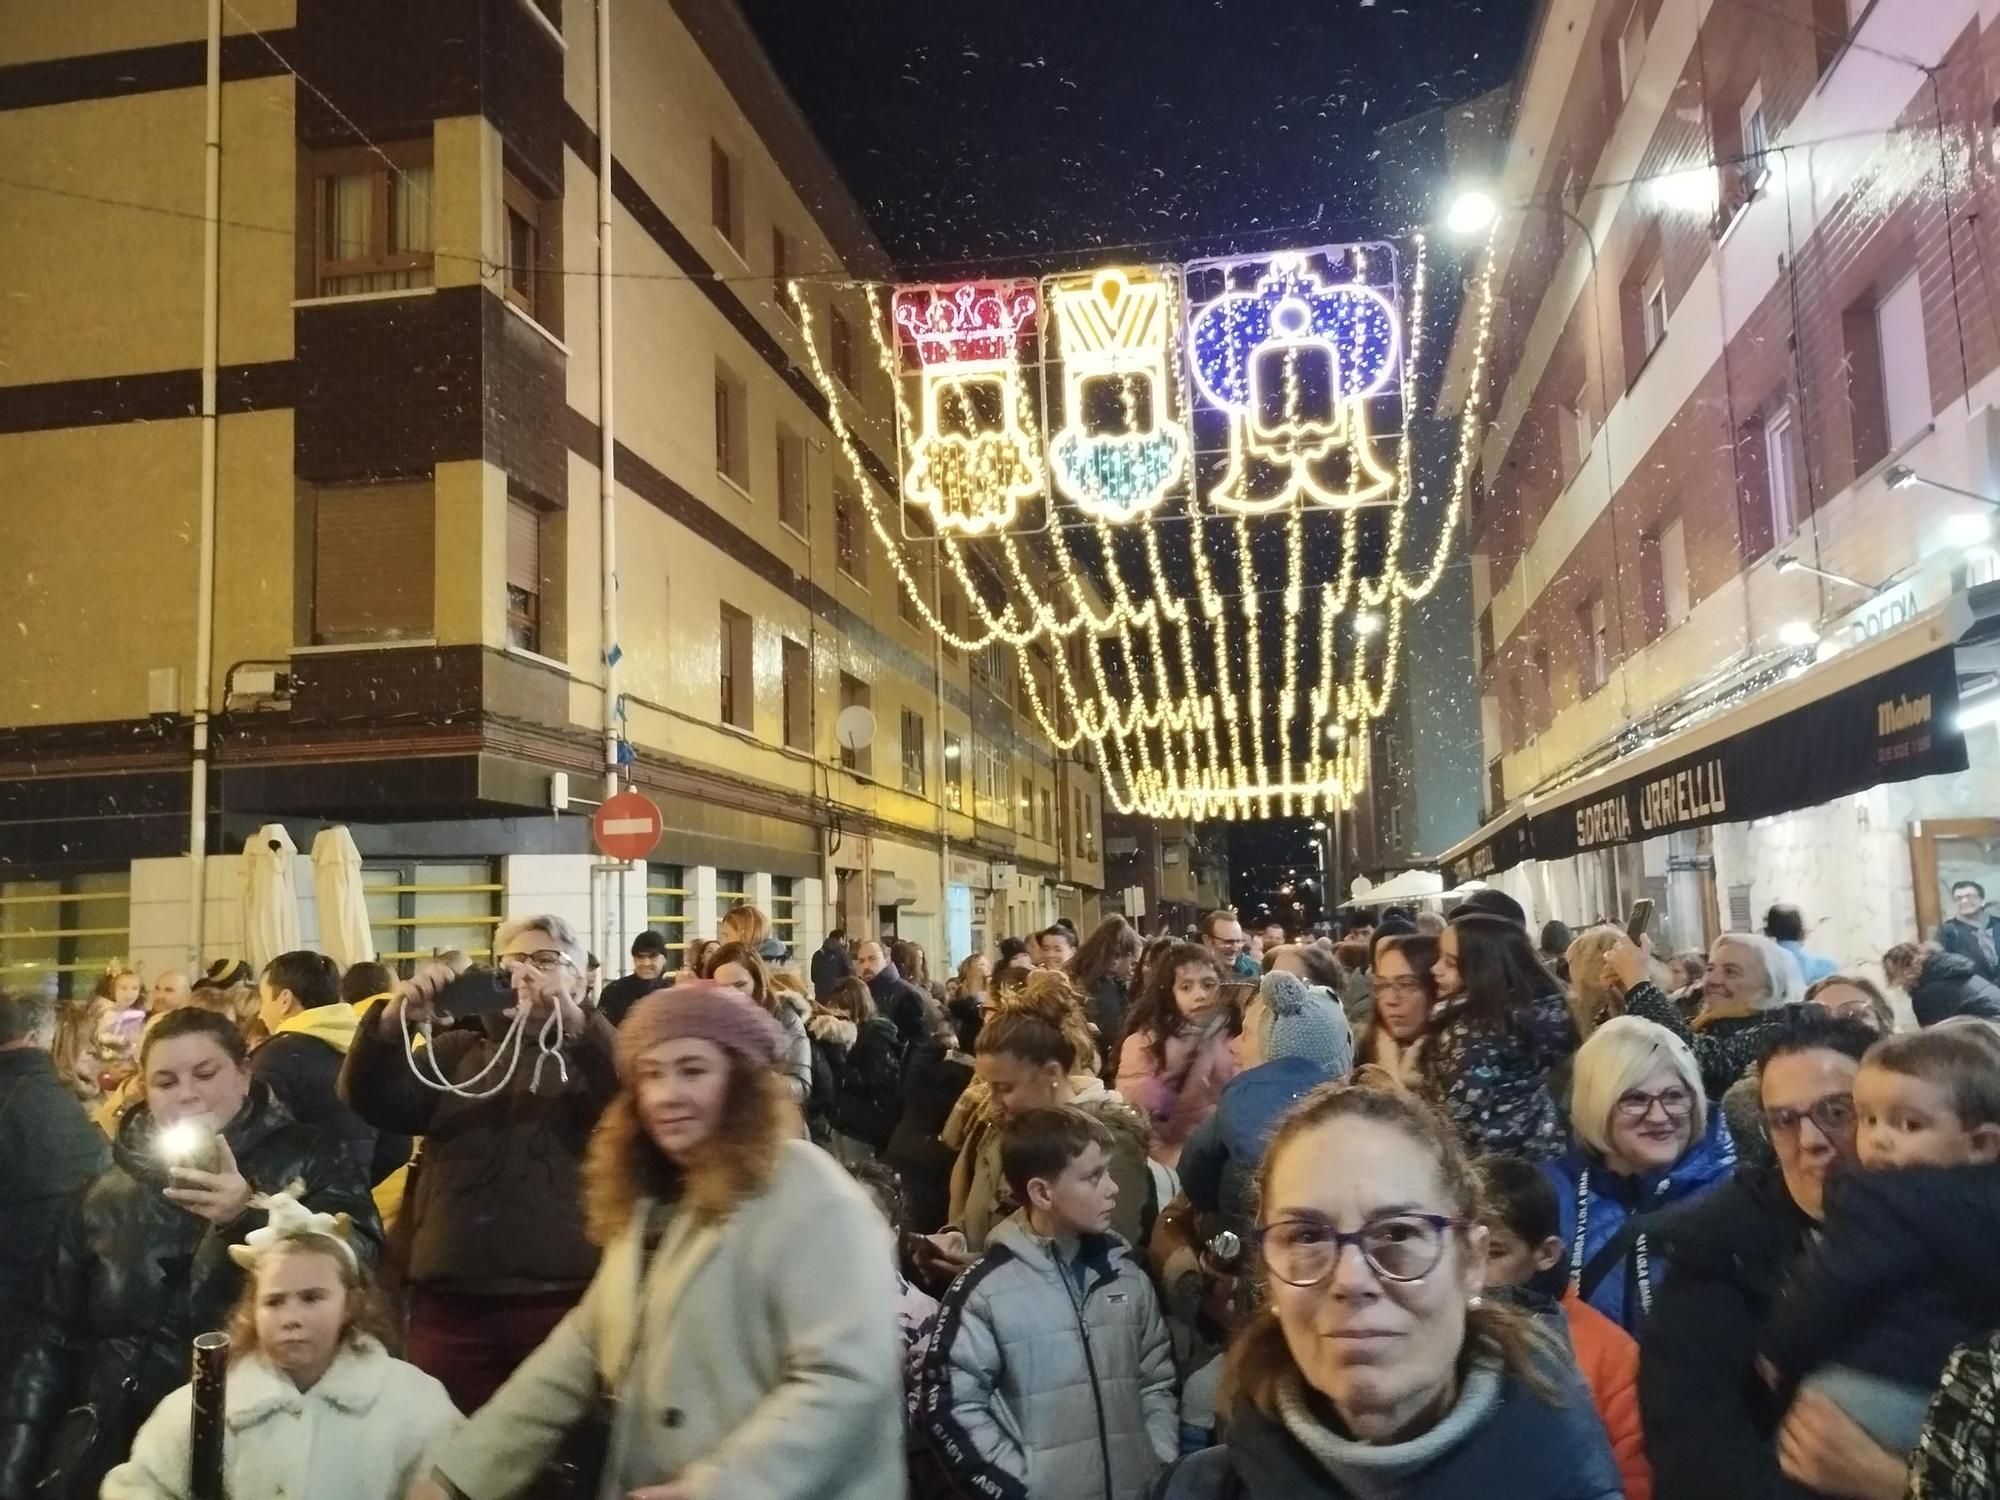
[890,281,1046,536]
[1042,266,1191,524]
[1184,246,1403,516]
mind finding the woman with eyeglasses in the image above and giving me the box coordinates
[338,913,621,1418]
[1157,1082,1621,1499]
[1638,1013,1877,1500]
[1357,933,1436,1085]
[1542,1017,1736,1336]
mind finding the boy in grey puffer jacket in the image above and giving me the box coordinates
[920,1105,1178,1500]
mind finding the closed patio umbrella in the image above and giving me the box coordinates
[238,824,301,972]
[312,826,376,970]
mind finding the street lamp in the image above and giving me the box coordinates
[1446,189,1499,237]
[1886,464,2000,507]
[1774,552,1877,593]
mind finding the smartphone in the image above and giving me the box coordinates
[436,964,517,1017]
[157,1116,222,1174]
[1625,898,1655,943]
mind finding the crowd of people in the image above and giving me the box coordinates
[0,889,1996,1499]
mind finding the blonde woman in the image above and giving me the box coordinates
[1543,1016,1736,1333]
[411,982,902,1500]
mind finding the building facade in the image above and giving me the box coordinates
[1441,0,2000,968]
[0,0,1105,991]
[1101,813,1230,937]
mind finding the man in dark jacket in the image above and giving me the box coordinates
[1935,880,2000,981]
[856,937,929,1046]
[597,928,670,1026]
[0,990,108,1385]
[811,928,853,999]
[253,949,391,1184]
[1640,1014,1874,1500]
[339,913,619,1415]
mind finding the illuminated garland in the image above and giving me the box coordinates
[786,231,1500,823]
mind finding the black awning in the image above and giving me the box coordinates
[1441,810,1533,886]
[1528,644,1967,860]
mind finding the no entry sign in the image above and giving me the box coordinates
[592,789,663,861]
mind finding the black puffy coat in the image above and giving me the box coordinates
[1911,951,2000,1026]
[832,1014,906,1151]
[0,1048,107,1384]
[0,1082,381,1500]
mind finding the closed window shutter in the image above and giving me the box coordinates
[507,498,542,593]
[313,481,433,644]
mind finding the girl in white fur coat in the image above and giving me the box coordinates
[103,1196,461,1500]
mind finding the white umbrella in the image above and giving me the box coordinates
[238,824,301,972]
[312,826,376,970]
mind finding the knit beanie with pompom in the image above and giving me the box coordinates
[1257,970,1354,1076]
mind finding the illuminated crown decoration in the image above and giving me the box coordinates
[891,281,1045,535]
[1187,253,1402,514]
[1044,267,1191,524]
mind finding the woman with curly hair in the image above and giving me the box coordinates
[411,981,903,1500]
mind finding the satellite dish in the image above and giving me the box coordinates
[834,704,876,751]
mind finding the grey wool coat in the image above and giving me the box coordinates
[431,1139,905,1500]
[919,1212,1178,1500]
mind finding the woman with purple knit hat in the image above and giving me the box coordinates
[411,980,906,1500]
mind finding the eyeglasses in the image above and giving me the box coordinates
[1371,974,1430,998]
[1613,1085,1695,1123]
[1762,1092,1855,1142]
[498,949,578,975]
[1253,1213,1460,1286]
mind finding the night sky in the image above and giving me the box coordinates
[740,0,1539,922]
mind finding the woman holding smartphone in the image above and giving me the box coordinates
[0,1006,380,1500]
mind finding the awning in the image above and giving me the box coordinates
[1453,592,1976,877]
[1341,868,1447,908]
[1438,806,1533,888]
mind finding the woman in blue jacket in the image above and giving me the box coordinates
[1542,1015,1735,1334]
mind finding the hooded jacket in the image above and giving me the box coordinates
[1639,1165,1819,1500]
[1760,1160,2000,1394]
[1178,1056,1335,1239]
[813,1011,906,1151]
[812,937,855,1000]
[884,1039,976,1234]
[1910,951,2000,1026]
[1156,1344,1621,1500]
[0,1083,381,1500]
[252,1001,409,1186]
[772,989,815,1110]
[101,1336,460,1500]
[338,1006,618,1297]
[953,1080,1155,1253]
[921,1213,1177,1500]
[0,1047,108,1383]
[869,964,932,1048]
[1541,1110,1737,1334]
[1419,988,1578,1163]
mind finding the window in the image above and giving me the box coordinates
[361,859,501,975]
[646,863,689,960]
[1740,88,1771,182]
[830,307,855,389]
[1579,592,1610,694]
[839,673,871,774]
[776,425,807,534]
[310,141,434,297]
[835,482,866,584]
[1659,517,1691,628]
[943,731,964,811]
[1765,408,1802,540]
[1021,777,1035,833]
[719,603,753,731]
[710,139,742,252]
[502,167,560,330]
[1039,786,1054,844]
[1877,272,1932,453]
[715,869,747,930]
[506,496,543,652]
[901,709,927,794]
[310,480,434,645]
[781,637,811,751]
[1557,383,1591,483]
[1618,4,1647,100]
[771,227,793,319]
[0,871,129,998]
[714,362,748,489]
[1642,271,1668,355]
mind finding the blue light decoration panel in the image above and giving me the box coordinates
[1182,243,1404,514]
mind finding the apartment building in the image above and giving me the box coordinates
[0,0,1104,991]
[1438,0,2000,965]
